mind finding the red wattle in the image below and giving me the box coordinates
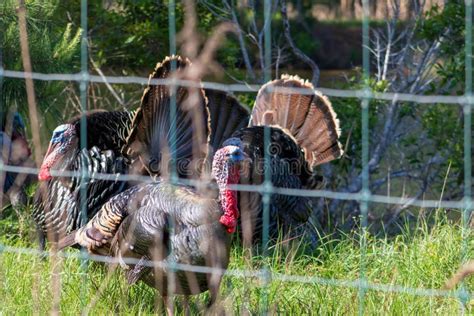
[220,166,240,234]
[38,167,52,181]
[219,215,236,233]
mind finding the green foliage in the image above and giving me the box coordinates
[236,92,257,109]
[216,39,241,71]
[422,106,463,170]
[417,2,472,185]
[0,0,81,138]
[293,31,320,56]
[329,73,388,179]
[89,0,177,69]
[54,0,225,71]
[1,0,82,81]
[420,2,466,90]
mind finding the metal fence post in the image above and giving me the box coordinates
[79,0,89,310]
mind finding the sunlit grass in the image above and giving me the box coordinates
[0,205,472,314]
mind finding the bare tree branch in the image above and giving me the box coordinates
[229,5,256,80]
[324,0,451,224]
[280,0,320,86]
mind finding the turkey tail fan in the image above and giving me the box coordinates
[70,110,136,153]
[125,56,210,179]
[205,89,250,154]
[250,75,343,167]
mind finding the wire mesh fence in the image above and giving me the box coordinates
[0,0,473,314]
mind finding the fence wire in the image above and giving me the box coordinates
[0,163,471,210]
[0,0,473,313]
[2,69,473,104]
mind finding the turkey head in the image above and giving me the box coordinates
[38,124,77,181]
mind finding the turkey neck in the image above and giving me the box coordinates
[216,165,240,234]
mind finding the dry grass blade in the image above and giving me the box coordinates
[17,1,60,314]
[444,260,474,290]
[16,0,43,166]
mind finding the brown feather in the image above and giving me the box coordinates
[250,75,343,167]
[124,56,210,179]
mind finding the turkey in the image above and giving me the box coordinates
[58,58,246,310]
[33,110,134,245]
[60,144,244,311]
[222,75,343,246]
[0,111,32,207]
[33,56,249,246]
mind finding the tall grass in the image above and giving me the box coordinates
[0,204,472,314]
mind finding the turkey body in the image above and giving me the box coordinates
[66,141,244,302]
[33,147,128,237]
[228,126,318,244]
[80,182,230,296]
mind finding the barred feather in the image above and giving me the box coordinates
[66,182,229,296]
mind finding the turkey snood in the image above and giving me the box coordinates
[212,145,242,233]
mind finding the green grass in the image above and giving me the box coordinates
[0,206,472,314]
